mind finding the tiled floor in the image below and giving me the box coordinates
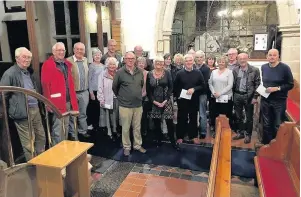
[113,172,207,197]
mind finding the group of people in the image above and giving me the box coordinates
[0,37,294,159]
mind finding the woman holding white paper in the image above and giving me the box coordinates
[208,56,234,136]
[97,57,119,140]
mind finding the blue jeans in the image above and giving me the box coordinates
[199,94,207,135]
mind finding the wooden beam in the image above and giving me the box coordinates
[78,1,87,47]
[96,2,104,53]
[110,1,116,21]
[25,1,40,82]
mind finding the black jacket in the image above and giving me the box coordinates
[0,64,40,120]
[232,64,261,101]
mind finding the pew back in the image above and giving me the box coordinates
[207,115,231,197]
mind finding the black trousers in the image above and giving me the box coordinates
[210,97,233,128]
[153,118,175,143]
[261,98,286,144]
[86,91,100,128]
[176,99,198,139]
[233,93,254,136]
[141,99,151,134]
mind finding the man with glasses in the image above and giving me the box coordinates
[227,48,239,70]
[41,42,78,144]
[113,52,146,156]
[67,42,90,139]
[1,47,46,161]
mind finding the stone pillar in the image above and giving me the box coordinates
[163,30,172,54]
[278,25,300,83]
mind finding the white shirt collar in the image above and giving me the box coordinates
[185,67,193,72]
[73,55,86,62]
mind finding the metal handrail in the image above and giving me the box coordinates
[0,86,79,167]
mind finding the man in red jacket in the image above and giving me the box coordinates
[41,42,78,145]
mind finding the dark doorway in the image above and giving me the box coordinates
[6,20,29,60]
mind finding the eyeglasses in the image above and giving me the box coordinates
[56,49,66,52]
[125,58,135,60]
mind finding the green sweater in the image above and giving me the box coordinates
[112,66,144,108]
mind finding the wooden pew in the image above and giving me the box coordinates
[206,115,232,197]
[254,122,300,197]
[286,79,300,125]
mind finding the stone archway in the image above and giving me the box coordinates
[154,0,178,55]
[155,0,300,80]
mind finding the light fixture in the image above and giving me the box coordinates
[232,9,244,17]
[217,9,228,17]
[87,7,97,23]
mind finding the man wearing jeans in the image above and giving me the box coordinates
[195,51,210,139]
[261,49,294,144]
[67,42,90,138]
[113,52,146,156]
[1,47,45,161]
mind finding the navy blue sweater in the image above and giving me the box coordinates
[198,64,210,95]
[261,62,294,100]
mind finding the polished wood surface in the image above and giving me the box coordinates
[28,140,93,169]
[207,115,231,197]
[254,122,299,197]
[214,127,231,197]
[29,141,93,197]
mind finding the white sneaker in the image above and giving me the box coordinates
[88,125,93,130]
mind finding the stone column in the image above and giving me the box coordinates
[278,25,300,82]
[163,30,172,54]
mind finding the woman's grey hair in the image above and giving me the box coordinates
[105,57,119,68]
[92,48,102,57]
[137,56,146,65]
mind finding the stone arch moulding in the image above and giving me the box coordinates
[155,0,178,55]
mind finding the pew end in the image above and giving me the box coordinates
[206,115,232,197]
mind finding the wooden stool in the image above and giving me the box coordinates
[28,140,93,197]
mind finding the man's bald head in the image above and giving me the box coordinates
[237,53,249,67]
[267,49,280,64]
[134,45,143,57]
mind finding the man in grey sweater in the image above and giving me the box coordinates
[112,52,146,156]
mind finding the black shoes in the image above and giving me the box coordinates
[244,136,251,144]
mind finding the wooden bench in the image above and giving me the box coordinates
[206,115,232,197]
[254,122,300,197]
[286,80,300,124]
[28,140,93,197]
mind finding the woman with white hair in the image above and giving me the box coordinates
[146,56,179,150]
[97,57,119,140]
[87,48,105,131]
